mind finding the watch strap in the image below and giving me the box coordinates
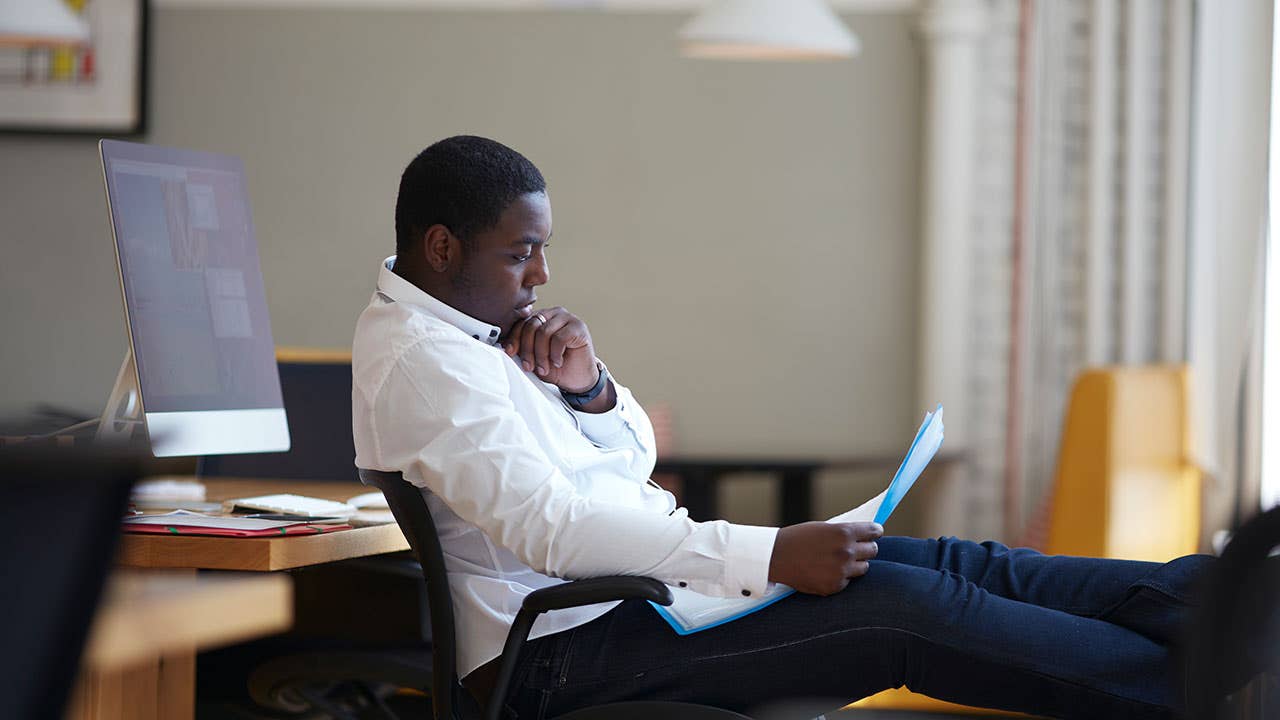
[562,362,608,409]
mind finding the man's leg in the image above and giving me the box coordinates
[503,559,1180,720]
[876,535,1213,644]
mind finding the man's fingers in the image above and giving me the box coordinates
[548,333,569,368]
[505,308,592,378]
[519,307,565,372]
[506,315,532,351]
[845,522,884,542]
[844,560,871,579]
[504,320,526,360]
[502,321,517,354]
[852,540,878,561]
[519,315,542,372]
[533,314,571,376]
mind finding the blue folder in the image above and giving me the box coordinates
[650,404,945,635]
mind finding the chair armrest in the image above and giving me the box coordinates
[522,576,673,614]
[487,577,675,720]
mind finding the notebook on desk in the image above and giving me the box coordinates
[651,404,945,635]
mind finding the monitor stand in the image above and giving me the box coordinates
[97,350,212,504]
[95,349,145,446]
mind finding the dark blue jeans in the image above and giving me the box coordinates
[500,536,1212,719]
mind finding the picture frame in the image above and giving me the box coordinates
[0,0,149,135]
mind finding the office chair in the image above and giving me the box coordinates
[359,469,752,720]
[0,445,142,720]
[1185,506,1280,720]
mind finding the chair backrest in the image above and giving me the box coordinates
[201,348,356,481]
[1184,506,1280,717]
[0,445,142,720]
[1047,365,1202,560]
[359,469,468,720]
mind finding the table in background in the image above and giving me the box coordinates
[655,452,964,525]
[66,570,291,720]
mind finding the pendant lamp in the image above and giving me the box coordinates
[679,0,860,61]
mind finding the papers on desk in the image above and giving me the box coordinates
[222,493,357,518]
[123,510,351,537]
[650,404,945,636]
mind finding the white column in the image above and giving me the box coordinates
[916,0,987,449]
[913,0,987,541]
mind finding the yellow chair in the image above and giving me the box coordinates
[849,365,1202,715]
[1044,365,1201,561]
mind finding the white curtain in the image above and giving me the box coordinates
[964,0,1194,544]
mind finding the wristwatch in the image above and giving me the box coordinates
[561,361,609,409]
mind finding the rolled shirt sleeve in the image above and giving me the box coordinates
[569,363,657,479]
[570,383,648,450]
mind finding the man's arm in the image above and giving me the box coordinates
[376,335,774,599]
[500,306,884,596]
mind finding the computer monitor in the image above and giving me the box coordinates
[95,140,290,457]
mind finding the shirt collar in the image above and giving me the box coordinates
[376,256,502,346]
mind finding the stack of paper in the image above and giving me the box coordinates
[651,404,945,635]
[123,510,350,537]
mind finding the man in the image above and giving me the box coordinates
[352,135,1208,719]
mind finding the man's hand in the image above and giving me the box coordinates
[503,306,599,392]
[768,521,883,595]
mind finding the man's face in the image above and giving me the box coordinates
[451,191,553,338]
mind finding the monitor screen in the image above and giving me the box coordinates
[99,140,289,457]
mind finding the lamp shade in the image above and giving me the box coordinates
[679,0,859,61]
[0,0,90,46]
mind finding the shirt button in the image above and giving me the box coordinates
[678,581,687,588]
[741,589,751,597]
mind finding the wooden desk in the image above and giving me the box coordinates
[66,570,292,720]
[81,479,411,720]
[117,479,410,571]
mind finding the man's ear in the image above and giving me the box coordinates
[422,224,456,273]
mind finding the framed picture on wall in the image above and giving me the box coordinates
[0,0,148,135]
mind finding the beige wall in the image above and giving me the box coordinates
[0,9,922,516]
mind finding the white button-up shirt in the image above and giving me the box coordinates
[352,257,779,677]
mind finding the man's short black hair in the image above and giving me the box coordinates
[395,135,547,255]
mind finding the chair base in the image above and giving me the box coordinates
[247,649,432,714]
[555,701,750,720]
